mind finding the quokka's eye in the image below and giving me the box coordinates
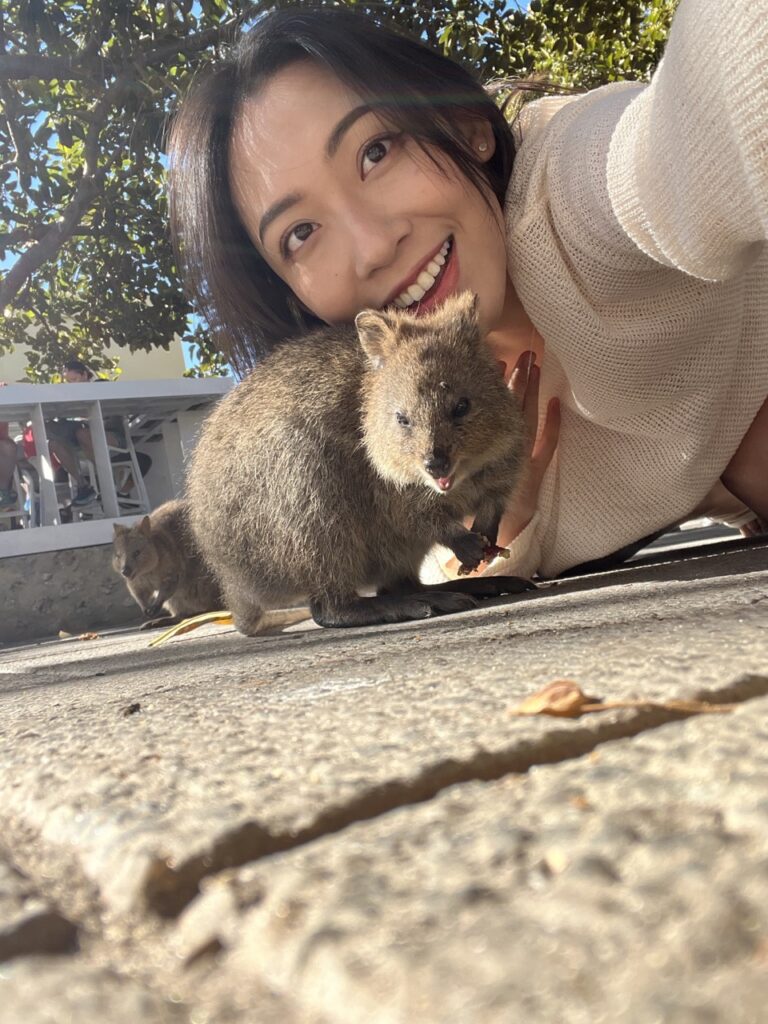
[452,398,470,419]
[395,411,411,428]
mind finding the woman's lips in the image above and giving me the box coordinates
[410,237,459,316]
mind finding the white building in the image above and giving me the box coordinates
[0,336,188,384]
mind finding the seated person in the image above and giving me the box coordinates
[34,360,152,508]
[44,359,107,505]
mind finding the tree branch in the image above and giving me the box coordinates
[0,77,131,309]
[0,3,267,309]
[0,53,97,82]
[0,5,263,86]
[0,172,103,307]
[140,3,263,67]
[0,81,36,194]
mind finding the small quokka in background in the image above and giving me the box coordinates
[188,291,532,635]
[112,499,224,627]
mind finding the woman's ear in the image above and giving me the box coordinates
[461,118,495,162]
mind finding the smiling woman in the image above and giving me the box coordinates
[167,9,517,371]
[168,2,768,583]
[226,61,509,333]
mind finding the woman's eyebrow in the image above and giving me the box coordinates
[326,104,373,158]
[257,104,374,245]
[258,193,301,245]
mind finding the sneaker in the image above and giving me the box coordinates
[71,484,97,507]
[0,488,17,512]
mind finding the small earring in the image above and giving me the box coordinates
[477,142,489,153]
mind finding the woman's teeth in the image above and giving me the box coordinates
[393,238,452,308]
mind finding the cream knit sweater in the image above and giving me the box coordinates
[426,0,768,582]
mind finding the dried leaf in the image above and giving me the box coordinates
[644,699,735,714]
[510,680,735,719]
[147,611,234,648]
[510,680,602,718]
[77,632,100,641]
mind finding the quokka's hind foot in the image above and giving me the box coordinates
[310,591,478,628]
[229,603,265,637]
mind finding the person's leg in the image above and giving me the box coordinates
[76,424,126,498]
[0,438,17,506]
[47,435,98,506]
[76,424,120,461]
[0,437,17,489]
[47,437,84,484]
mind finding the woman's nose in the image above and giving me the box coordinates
[345,202,410,280]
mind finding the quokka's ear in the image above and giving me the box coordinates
[451,290,480,331]
[113,523,127,537]
[139,515,152,537]
[355,309,400,369]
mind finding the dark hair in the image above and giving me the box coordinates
[168,6,518,377]
[63,359,93,378]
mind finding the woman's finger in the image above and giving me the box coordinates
[524,364,541,444]
[531,397,561,472]
[508,351,539,451]
[507,350,535,403]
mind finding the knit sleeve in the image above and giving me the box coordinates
[606,0,768,281]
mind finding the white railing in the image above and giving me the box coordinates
[0,377,233,557]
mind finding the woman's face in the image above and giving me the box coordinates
[229,61,510,332]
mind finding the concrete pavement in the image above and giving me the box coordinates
[1,538,767,1023]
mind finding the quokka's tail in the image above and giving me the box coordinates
[148,606,312,646]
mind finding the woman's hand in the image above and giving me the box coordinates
[497,350,560,546]
[441,350,560,578]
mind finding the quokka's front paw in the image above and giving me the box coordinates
[450,532,489,575]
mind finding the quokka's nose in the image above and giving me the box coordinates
[121,567,132,578]
[424,450,451,478]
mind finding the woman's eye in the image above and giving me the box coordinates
[361,136,394,177]
[282,221,316,258]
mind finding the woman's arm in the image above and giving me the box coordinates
[606,0,768,281]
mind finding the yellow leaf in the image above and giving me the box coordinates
[510,680,600,718]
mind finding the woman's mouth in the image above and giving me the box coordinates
[389,236,458,316]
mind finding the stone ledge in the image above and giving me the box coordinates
[1,543,141,644]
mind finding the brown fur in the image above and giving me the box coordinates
[187,292,527,633]
[112,499,223,621]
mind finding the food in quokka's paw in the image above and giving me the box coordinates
[483,543,510,561]
[457,539,512,575]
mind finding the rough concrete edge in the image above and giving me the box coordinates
[140,673,768,918]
